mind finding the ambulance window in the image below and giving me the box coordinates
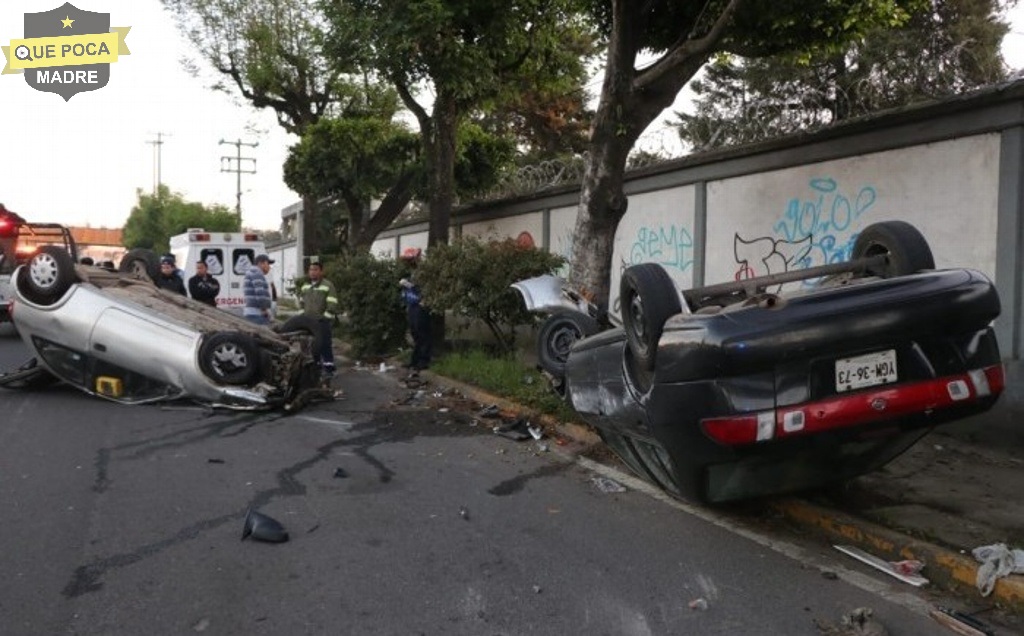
[233,249,256,275]
[199,248,225,275]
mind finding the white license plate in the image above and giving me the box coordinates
[835,350,897,392]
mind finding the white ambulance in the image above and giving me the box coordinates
[120,228,270,315]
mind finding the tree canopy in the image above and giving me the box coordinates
[676,0,1013,150]
[122,186,239,252]
[567,0,931,308]
[320,0,600,249]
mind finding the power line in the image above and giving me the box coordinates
[219,138,258,222]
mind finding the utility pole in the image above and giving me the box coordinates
[219,138,258,222]
[146,132,169,196]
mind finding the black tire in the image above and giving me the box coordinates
[536,311,599,379]
[199,332,260,385]
[619,263,682,372]
[17,245,77,304]
[118,248,160,282]
[276,314,326,355]
[852,221,934,278]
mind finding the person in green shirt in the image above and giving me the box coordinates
[299,259,339,377]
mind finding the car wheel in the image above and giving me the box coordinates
[118,248,160,282]
[536,311,599,380]
[0,322,17,338]
[199,332,260,385]
[620,263,682,372]
[852,221,934,278]
[17,245,77,304]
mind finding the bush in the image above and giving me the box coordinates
[325,252,408,358]
[414,236,564,353]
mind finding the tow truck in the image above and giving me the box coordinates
[0,204,78,334]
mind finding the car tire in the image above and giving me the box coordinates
[17,245,77,305]
[852,221,934,278]
[199,332,260,385]
[118,248,160,282]
[536,311,599,380]
[620,263,682,372]
[276,314,326,355]
[0,322,17,338]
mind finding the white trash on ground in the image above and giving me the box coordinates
[972,543,1024,596]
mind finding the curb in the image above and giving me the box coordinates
[769,499,1024,612]
[416,368,1024,613]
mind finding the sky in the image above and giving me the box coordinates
[3,1,1024,233]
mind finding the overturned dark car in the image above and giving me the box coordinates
[515,221,1004,503]
[1,246,331,410]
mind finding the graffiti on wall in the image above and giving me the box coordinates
[772,177,877,267]
[733,234,812,280]
[628,224,695,272]
[734,177,878,281]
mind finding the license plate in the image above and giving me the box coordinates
[835,350,897,392]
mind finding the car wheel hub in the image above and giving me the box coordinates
[629,296,646,339]
[211,343,248,375]
[29,254,59,289]
[550,325,581,360]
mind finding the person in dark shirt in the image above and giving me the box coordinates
[155,255,187,296]
[188,260,220,307]
[399,247,431,371]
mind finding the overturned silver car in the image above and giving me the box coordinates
[1,246,330,410]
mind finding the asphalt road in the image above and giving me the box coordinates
[0,334,957,635]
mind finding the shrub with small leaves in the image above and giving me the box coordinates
[414,236,565,353]
[324,252,409,358]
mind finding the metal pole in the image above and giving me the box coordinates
[146,132,169,196]
[219,138,258,223]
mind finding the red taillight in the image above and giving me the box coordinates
[701,365,1004,447]
[701,411,775,445]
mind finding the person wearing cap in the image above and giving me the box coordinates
[399,247,431,371]
[243,254,274,325]
[155,254,187,296]
[299,258,340,377]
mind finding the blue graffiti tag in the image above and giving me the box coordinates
[628,224,695,272]
[772,177,877,267]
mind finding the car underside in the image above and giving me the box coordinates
[2,248,331,411]
[516,221,1005,503]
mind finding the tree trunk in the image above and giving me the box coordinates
[351,170,416,252]
[568,0,721,309]
[428,92,459,248]
[301,194,321,263]
[570,133,633,310]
